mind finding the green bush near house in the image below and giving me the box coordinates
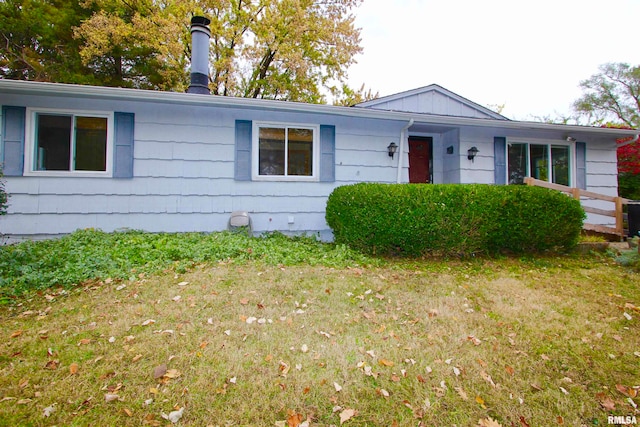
[325,183,586,256]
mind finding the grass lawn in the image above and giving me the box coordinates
[0,231,639,426]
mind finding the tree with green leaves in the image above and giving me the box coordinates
[190,0,364,102]
[0,0,98,83]
[574,63,640,128]
[573,63,640,199]
[73,0,190,90]
[2,0,365,102]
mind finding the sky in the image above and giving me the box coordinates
[346,0,640,121]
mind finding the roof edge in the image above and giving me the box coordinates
[1,79,637,138]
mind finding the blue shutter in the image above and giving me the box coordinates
[494,136,506,185]
[235,120,252,181]
[575,141,586,190]
[319,125,335,182]
[1,106,26,176]
[113,112,135,178]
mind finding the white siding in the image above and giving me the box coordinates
[1,92,406,241]
[368,91,497,119]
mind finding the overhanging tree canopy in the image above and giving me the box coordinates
[0,0,365,103]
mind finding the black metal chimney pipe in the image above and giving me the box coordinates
[187,16,211,94]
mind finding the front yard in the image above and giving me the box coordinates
[0,232,638,426]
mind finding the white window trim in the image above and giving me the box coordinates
[24,107,114,178]
[251,121,320,182]
[505,138,576,186]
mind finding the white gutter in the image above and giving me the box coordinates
[396,119,414,183]
[0,79,637,139]
[618,134,640,148]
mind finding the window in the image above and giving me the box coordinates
[507,141,571,186]
[253,123,318,180]
[26,109,113,176]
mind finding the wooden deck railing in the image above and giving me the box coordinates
[524,177,630,238]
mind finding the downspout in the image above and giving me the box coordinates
[396,119,414,183]
[618,134,639,148]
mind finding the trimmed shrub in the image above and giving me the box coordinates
[325,183,585,256]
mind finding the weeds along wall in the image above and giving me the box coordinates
[325,183,586,256]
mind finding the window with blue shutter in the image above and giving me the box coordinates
[1,107,134,178]
[235,120,335,182]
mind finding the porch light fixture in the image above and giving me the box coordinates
[387,142,398,158]
[467,146,479,162]
[566,136,577,143]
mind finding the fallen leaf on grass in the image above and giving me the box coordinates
[339,408,357,424]
[141,319,155,326]
[44,360,59,370]
[378,359,394,367]
[105,393,120,402]
[334,382,342,392]
[69,363,79,375]
[468,335,482,346]
[505,365,515,376]
[480,370,496,388]
[43,404,55,417]
[123,408,133,417]
[286,410,303,427]
[10,330,23,338]
[477,417,502,427]
[519,416,531,427]
[153,364,167,379]
[556,416,564,425]
[279,361,291,377]
[163,369,181,379]
[161,407,184,424]
[596,392,616,410]
[455,386,468,400]
[616,384,638,398]
[475,395,486,409]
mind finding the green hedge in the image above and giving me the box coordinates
[325,183,585,256]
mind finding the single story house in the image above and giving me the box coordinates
[0,18,637,242]
[1,77,637,243]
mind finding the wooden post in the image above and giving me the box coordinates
[615,197,624,239]
[572,187,581,201]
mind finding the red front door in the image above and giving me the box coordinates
[408,137,431,183]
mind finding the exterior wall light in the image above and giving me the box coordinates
[467,146,479,162]
[387,142,398,158]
